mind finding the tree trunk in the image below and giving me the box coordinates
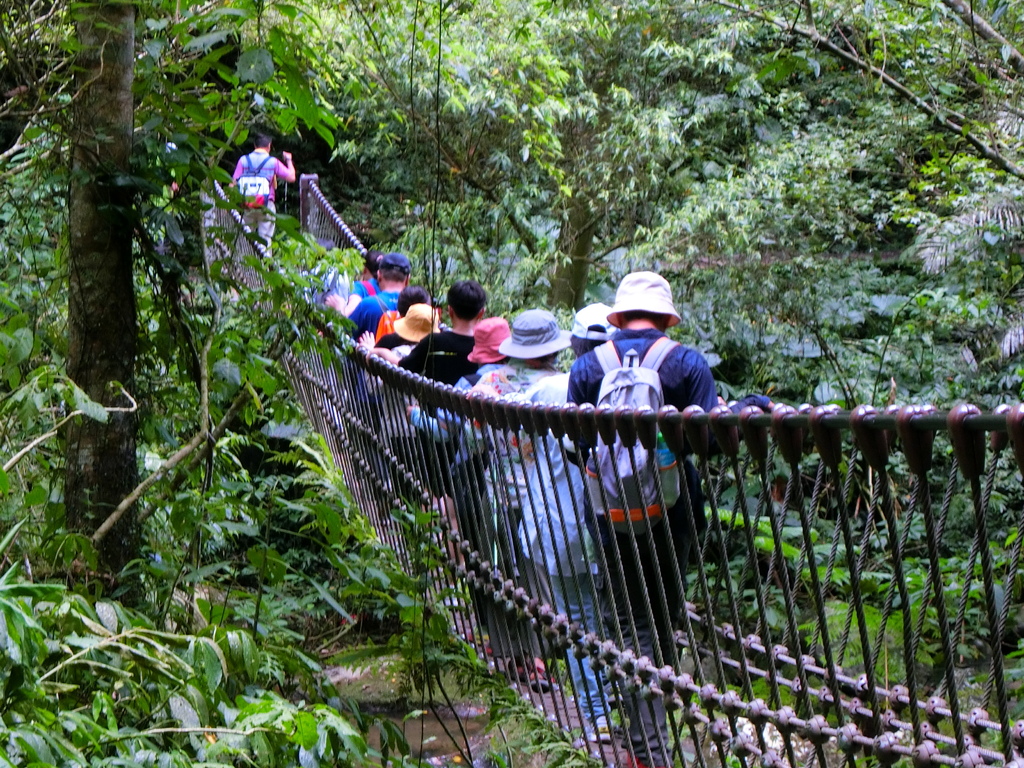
[65,1,138,573]
[549,199,597,310]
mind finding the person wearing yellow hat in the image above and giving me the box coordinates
[376,303,438,359]
[359,286,433,361]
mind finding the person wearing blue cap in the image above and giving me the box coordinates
[345,252,411,339]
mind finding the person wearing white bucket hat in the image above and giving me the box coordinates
[568,271,718,768]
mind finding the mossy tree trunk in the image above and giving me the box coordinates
[549,198,597,310]
[65,0,139,573]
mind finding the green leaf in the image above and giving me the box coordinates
[237,49,275,84]
[0,519,22,558]
[169,694,200,728]
[307,576,353,623]
[196,637,227,692]
[185,31,230,52]
[247,546,288,584]
[292,710,319,749]
[72,386,108,423]
[213,358,241,387]
[225,629,259,679]
[8,328,32,365]
[24,485,46,506]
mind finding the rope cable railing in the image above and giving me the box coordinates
[340,353,1024,768]
[204,174,1024,768]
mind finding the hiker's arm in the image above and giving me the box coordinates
[342,294,362,316]
[278,152,297,183]
[324,294,346,313]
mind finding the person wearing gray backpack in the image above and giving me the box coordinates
[567,271,718,768]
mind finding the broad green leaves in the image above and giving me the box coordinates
[0,558,386,767]
[237,48,275,84]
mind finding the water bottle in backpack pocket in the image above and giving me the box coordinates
[583,338,682,533]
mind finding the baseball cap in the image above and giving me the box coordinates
[379,252,411,274]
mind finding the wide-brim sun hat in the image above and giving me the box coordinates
[606,271,681,328]
[468,317,512,363]
[571,302,614,341]
[392,303,439,343]
[497,309,572,359]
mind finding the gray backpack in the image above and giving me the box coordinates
[585,337,681,532]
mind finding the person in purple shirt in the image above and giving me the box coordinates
[567,271,717,768]
[231,133,296,245]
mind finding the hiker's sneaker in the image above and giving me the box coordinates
[586,716,615,744]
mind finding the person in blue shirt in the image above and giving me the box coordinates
[568,271,718,768]
[346,252,411,338]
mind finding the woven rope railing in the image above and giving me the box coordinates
[208,175,1024,768]
[202,180,413,566]
[330,353,1024,768]
[298,174,367,256]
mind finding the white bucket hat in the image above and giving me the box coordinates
[606,271,681,329]
[498,309,572,359]
[571,303,613,341]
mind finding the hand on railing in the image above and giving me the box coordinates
[356,331,375,350]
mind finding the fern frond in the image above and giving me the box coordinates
[910,193,1024,273]
[997,109,1024,142]
[1001,318,1024,358]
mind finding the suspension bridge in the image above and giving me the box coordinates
[203,175,1024,768]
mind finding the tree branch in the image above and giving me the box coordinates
[714,0,1024,179]
[91,384,252,545]
[4,388,138,473]
[940,0,1024,74]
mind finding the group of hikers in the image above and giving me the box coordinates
[323,246,771,768]
[225,133,771,768]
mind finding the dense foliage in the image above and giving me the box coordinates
[1,0,1023,764]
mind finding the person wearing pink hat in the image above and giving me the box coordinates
[470,309,571,398]
[405,316,510,440]
[568,271,719,768]
[460,317,511,388]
